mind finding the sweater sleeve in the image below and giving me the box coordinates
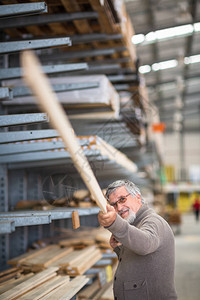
[107,214,162,255]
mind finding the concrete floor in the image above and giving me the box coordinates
[174,212,200,300]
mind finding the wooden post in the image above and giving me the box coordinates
[21,50,107,213]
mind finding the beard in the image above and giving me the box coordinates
[119,208,136,224]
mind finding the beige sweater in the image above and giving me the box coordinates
[107,204,177,300]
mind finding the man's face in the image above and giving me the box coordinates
[108,186,142,221]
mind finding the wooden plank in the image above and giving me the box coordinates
[0,267,19,278]
[18,275,70,300]
[100,283,114,300]
[0,267,58,300]
[26,25,45,37]
[51,246,96,268]
[96,137,137,173]
[0,270,22,284]
[78,279,100,299]
[93,281,113,300]
[0,273,34,295]
[22,246,73,268]
[60,0,92,34]
[40,275,89,300]
[89,0,115,34]
[7,246,55,266]
[66,248,102,276]
[21,50,107,213]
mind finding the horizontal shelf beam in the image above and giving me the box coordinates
[0,113,48,127]
[74,64,121,75]
[0,11,98,29]
[0,2,47,18]
[0,87,11,100]
[107,74,138,82]
[0,221,15,234]
[0,148,100,164]
[9,82,99,98]
[0,129,90,144]
[39,46,126,61]
[0,139,89,155]
[0,37,71,54]
[0,208,100,233]
[0,129,60,144]
[71,33,123,44]
[7,154,107,170]
[0,63,88,80]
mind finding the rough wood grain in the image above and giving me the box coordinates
[0,267,58,300]
[22,246,73,268]
[40,275,89,300]
[18,275,69,300]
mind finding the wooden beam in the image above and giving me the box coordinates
[21,50,107,213]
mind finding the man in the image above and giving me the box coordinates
[98,179,177,300]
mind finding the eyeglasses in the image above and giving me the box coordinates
[109,193,131,209]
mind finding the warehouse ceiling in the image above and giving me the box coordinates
[125,0,200,133]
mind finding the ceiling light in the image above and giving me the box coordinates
[131,34,145,44]
[145,32,156,42]
[132,22,199,45]
[194,22,200,32]
[184,54,200,64]
[152,60,178,71]
[139,65,151,74]
[155,27,176,39]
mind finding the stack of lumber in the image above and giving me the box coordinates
[0,267,89,300]
[63,246,102,276]
[58,226,112,250]
[2,75,120,118]
[7,245,73,272]
[7,227,112,274]
[2,226,116,299]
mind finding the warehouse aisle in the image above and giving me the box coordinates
[175,212,200,300]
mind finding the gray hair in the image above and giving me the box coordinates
[105,179,145,204]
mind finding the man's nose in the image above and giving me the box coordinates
[116,201,123,211]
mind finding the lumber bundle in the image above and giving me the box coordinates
[65,247,102,276]
[0,267,59,300]
[8,245,73,272]
[40,275,89,300]
[2,75,120,118]
[2,227,116,299]
[59,226,112,250]
[0,268,89,300]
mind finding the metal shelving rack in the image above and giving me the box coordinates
[0,0,154,276]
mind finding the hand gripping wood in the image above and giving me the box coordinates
[21,50,107,213]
